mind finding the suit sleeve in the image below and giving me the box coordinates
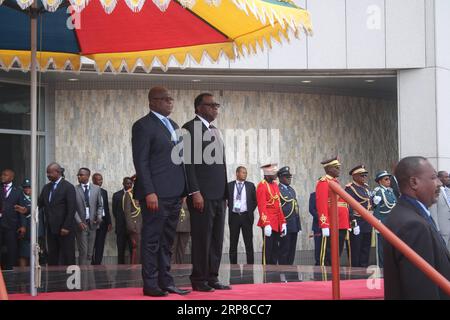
[256,184,270,227]
[182,122,200,194]
[38,186,46,208]
[103,191,111,225]
[316,180,329,228]
[63,183,76,232]
[396,221,441,299]
[112,193,118,220]
[96,189,103,220]
[132,120,156,197]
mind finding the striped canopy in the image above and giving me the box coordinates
[0,0,312,72]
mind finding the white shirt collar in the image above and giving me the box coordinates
[53,177,63,185]
[82,182,90,189]
[4,182,12,188]
[416,199,431,217]
[196,114,211,129]
[152,110,169,121]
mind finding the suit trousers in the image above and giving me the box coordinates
[262,229,281,265]
[0,226,18,270]
[228,212,254,264]
[140,197,181,290]
[350,231,372,268]
[92,221,108,265]
[116,231,132,264]
[278,232,298,265]
[75,225,97,265]
[188,198,226,286]
[46,228,76,266]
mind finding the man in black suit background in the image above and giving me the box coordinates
[92,173,112,265]
[182,92,230,292]
[112,177,133,264]
[0,169,26,270]
[132,86,189,297]
[228,166,256,265]
[384,156,450,299]
[38,162,76,265]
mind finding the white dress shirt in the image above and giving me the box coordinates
[3,182,12,198]
[233,180,247,213]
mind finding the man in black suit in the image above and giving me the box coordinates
[0,169,26,270]
[38,162,76,266]
[92,173,112,265]
[228,166,256,265]
[112,177,133,264]
[384,156,450,299]
[132,86,190,297]
[182,92,230,292]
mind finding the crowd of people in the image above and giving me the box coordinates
[1,86,449,299]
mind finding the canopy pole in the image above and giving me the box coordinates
[30,0,38,297]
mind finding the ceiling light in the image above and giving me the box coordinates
[301,80,312,83]
[68,78,79,81]
[192,79,201,82]
[365,79,375,83]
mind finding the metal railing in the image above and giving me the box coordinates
[328,180,450,299]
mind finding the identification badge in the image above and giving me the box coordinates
[233,200,242,211]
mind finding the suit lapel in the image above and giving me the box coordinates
[149,112,172,141]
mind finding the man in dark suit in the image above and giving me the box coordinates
[182,92,230,292]
[384,156,450,300]
[0,169,26,270]
[112,177,133,264]
[228,166,256,265]
[38,162,76,266]
[308,191,322,266]
[132,86,189,297]
[92,173,112,265]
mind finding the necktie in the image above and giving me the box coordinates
[162,117,177,142]
[49,182,56,202]
[84,185,90,208]
[3,184,8,197]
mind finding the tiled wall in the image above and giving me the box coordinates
[54,88,397,260]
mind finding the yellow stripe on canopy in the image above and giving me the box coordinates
[0,50,81,71]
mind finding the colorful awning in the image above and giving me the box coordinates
[0,0,312,72]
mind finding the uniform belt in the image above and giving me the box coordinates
[337,203,348,208]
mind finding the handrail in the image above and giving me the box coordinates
[0,267,8,300]
[328,180,450,298]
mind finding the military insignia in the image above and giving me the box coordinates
[319,176,327,182]
[320,214,327,224]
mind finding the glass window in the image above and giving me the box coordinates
[0,82,45,131]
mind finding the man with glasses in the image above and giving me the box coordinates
[345,165,373,268]
[372,170,397,267]
[182,93,230,292]
[132,86,189,297]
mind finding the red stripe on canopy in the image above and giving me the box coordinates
[75,1,230,55]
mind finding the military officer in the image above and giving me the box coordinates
[277,166,301,265]
[316,157,352,266]
[256,164,286,265]
[372,170,397,267]
[345,165,373,268]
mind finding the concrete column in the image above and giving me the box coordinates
[397,0,450,170]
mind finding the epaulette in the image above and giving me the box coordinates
[345,183,352,187]
[319,176,327,182]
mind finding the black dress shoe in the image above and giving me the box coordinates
[163,286,191,295]
[208,282,232,290]
[143,288,169,297]
[192,283,215,292]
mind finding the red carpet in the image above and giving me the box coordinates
[9,279,383,300]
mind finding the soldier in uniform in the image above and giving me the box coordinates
[345,165,372,268]
[316,157,352,266]
[277,166,301,265]
[256,164,286,265]
[372,170,397,267]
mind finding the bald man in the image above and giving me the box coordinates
[38,162,77,265]
[384,156,450,300]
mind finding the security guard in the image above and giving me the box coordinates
[256,164,286,265]
[373,170,397,267]
[316,157,351,266]
[277,166,301,265]
[345,165,373,268]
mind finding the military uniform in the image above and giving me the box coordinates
[256,165,286,265]
[277,166,301,265]
[373,171,397,267]
[345,165,374,268]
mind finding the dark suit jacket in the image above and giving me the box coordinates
[132,111,186,200]
[112,189,126,235]
[0,185,26,230]
[308,192,320,234]
[38,179,76,235]
[182,116,228,200]
[101,188,111,226]
[227,180,256,223]
[384,197,450,300]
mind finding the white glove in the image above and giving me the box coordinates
[373,195,382,205]
[264,225,272,237]
[322,228,330,237]
[281,223,287,237]
[353,225,360,235]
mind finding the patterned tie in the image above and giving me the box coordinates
[84,185,90,207]
[161,117,177,142]
[3,184,7,197]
